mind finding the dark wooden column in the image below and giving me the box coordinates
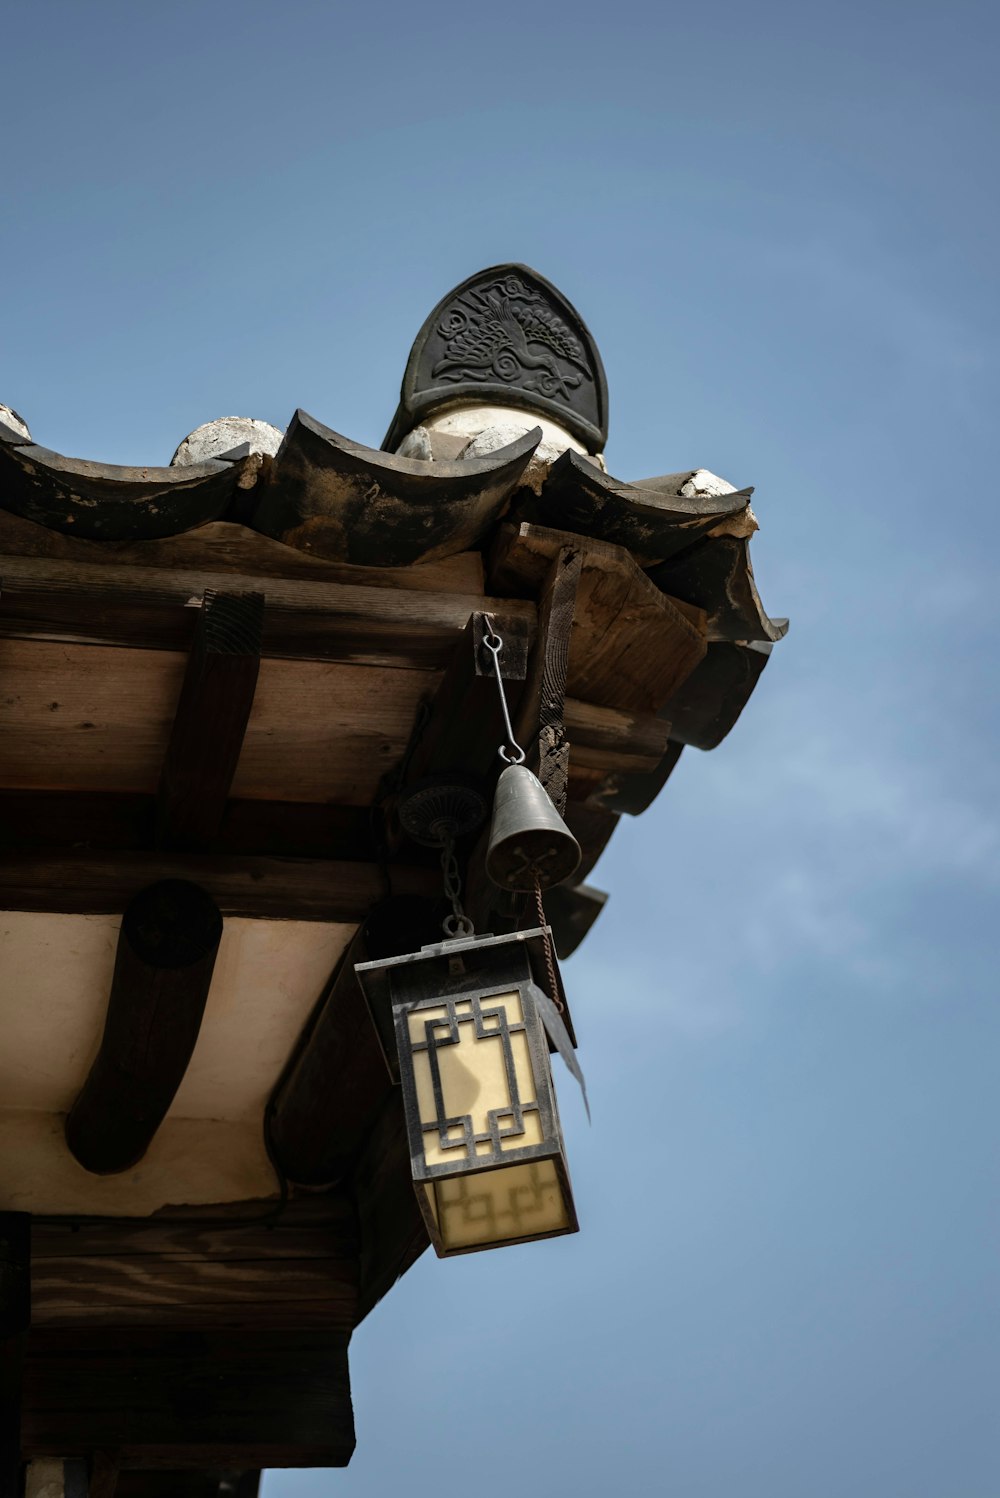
[514,544,581,814]
[65,881,222,1175]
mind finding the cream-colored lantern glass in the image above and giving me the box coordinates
[356,930,578,1257]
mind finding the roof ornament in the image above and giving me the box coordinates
[383,264,609,456]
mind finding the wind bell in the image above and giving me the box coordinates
[480,615,582,896]
[355,615,586,1256]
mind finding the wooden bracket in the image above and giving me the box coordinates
[513,545,581,815]
[156,590,264,851]
[398,611,530,793]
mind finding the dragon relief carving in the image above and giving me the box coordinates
[431,273,593,403]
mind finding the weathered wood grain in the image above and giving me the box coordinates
[0,641,435,805]
[0,552,533,670]
[489,521,707,714]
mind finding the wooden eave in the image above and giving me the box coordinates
[0,407,785,1481]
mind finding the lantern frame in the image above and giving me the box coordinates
[355,927,579,1256]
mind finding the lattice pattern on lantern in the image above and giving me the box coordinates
[398,980,574,1254]
[410,992,541,1164]
[357,928,578,1256]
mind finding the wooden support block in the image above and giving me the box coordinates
[489,521,707,714]
[0,851,437,921]
[0,640,435,807]
[268,896,444,1188]
[65,880,222,1175]
[157,592,263,851]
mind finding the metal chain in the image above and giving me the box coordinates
[482,615,527,765]
[534,877,565,1014]
[440,827,474,938]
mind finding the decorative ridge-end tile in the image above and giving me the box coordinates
[384,264,608,455]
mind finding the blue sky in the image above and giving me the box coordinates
[3,2,998,1495]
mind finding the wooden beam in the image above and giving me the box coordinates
[0,641,434,806]
[0,552,534,670]
[65,880,223,1175]
[156,592,263,851]
[30,1198,357,1333]
[0,851,436,920]
[268,895,444,1188]
[19,1329,355,1468]
[0,792,378,863]
[489,521,707,714]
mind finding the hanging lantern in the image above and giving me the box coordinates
[356,927,578,1256]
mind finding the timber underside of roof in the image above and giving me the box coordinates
[0,431,784,1476]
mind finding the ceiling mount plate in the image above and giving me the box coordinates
[397,777,488,848]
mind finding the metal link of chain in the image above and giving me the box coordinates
[533,877,565,1014]
[440,827,474,939]
[482,615,527,765]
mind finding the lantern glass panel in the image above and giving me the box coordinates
[408,991,543,1168]
[423,1159,571,1253]
[356,929,579,1257]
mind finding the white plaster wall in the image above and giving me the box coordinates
[0,912,354,1214]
